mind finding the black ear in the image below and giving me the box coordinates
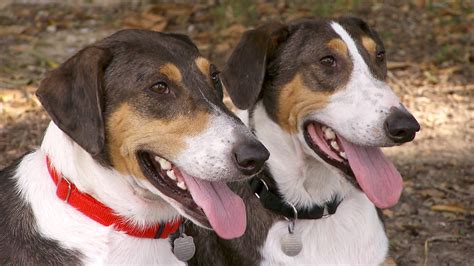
[338,16,372,35]
[36,46,112,155]
[222,22,289,110]
[167,33,198,48]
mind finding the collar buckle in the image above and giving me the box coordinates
[59,175,73,203]
[321,205,331,219]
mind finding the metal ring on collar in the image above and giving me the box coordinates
[254,178,269,199]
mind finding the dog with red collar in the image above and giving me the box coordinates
[188,17,420,265]
[0,29,269,264]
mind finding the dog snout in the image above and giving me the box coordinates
[232,139,269,176]
[384,107,420,143]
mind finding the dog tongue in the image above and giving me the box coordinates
[338,136,403,209]
[180,172,246,239]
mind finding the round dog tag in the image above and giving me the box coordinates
[173,235,195,262]
[280,233,302,257]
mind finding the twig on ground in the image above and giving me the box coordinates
[423,235,461,266]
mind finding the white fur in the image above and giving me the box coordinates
[244,21,395,265]
[245,105,388,265]
[305,22,402,147]
[261,192,387,265]
[175,113,253,182]
[15,122,184,265]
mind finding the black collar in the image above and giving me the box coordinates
[250,177,342,220]
[247,105,342,220]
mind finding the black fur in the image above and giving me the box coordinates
[36,47,112,157]
[187,179,278,266]
[0,155,82,265]
[222,22,289,110]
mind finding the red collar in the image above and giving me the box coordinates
[45,156,181,239]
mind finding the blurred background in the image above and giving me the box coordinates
[0,0,472,264]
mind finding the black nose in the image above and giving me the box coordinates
[232,140,269,176]
[384,107,420,143]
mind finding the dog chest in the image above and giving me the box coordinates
[259,191,388,265]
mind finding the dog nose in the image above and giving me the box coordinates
[232,140,269,176]
[384,107,420,143]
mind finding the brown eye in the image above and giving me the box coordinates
[211,70,220,81]
[376,51,385,62]
[150,82,170,94]
[210,64,223,100]
[320,56,336,67]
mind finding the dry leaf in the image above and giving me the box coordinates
[383,209,395,218]
[419,189,445,198]
[431,204,467,214]
[387,61,412,70]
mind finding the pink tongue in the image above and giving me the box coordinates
[180,172,246,239]
[338,136,403,208]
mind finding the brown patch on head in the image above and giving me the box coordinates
[327,38,348,57]
[277,74,331,133]
[106,103,209,178]
[195,57,210,77]
[160,63,182,82]
[361,36,377,55]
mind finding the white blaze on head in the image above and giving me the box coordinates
[308,22,402,146]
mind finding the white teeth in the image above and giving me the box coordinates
[340,152,347,159]
[166,170,176,180]
[323,127,336,140]
[177,181,187,190]
[330,141,340,151]
[158,158,172,170]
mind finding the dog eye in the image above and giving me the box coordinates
[320,56,336,67]
[211,70,220,82]
[212,73,224,100]
[376,51,385,62]
[210,65,223,100]
[149,82,170,94]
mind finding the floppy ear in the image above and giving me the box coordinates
[36,46,112,155]
[222,22,289,110]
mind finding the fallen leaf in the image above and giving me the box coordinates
[387,61,412,70]
[419,189,445,198]
[431,204,467,214]
[383,209,395,218]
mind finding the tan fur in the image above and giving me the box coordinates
[195,57,210,77]
[277,74,331,133]
[362,36,377,56]
[106,103,209,178]
[328,38,348,57]
[160,63,182,82]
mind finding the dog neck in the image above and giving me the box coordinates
[245,103,354,209]
[40,122,179,227]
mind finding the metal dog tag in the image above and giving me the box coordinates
[281,232,302,257]
[173,235,195,262]
[280,203,302,257]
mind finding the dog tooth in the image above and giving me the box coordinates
[159,158,172,170]
[340,152,347,159]
[177,181,187,190]
[166,170,177,180]
[330,141,340,151]
[324,128,336,140]
[154,156,161,162]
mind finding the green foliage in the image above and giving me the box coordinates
[211,0,258,29]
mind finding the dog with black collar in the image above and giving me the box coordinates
[0,29,270,264]
[188,17,420,265]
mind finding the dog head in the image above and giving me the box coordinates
[223,18,420,208]
[36,29,269,239]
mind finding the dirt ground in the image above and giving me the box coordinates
[0,1,472,265]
